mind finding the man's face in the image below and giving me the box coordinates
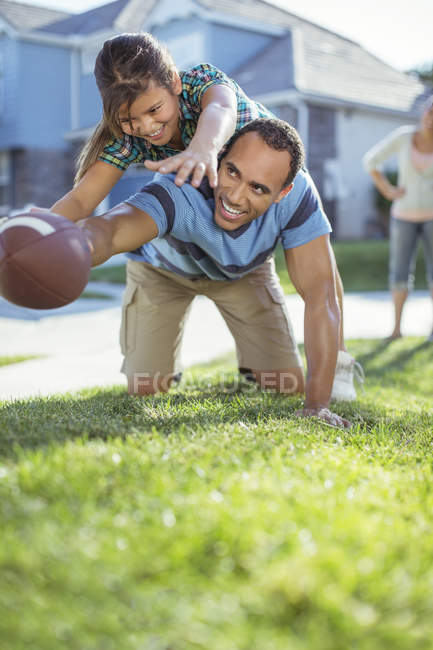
[213,132,293,231]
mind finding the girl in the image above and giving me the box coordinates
[50,32,273,221]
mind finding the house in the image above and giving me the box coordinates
[0,0,429,238]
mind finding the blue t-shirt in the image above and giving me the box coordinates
[125,170,331,281]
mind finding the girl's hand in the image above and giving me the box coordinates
[144,148,218,188]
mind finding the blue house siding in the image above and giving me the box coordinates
[0,36,20,147]
[208,24,272,74]
[16,41,71,149]
[79,73,101,128]
[153,17,209,69]
[153,19,272,75]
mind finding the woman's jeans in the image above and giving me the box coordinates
[389,217,433,291]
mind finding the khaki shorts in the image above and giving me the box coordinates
[120,257,302,378]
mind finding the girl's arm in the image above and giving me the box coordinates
[49,162,124,222]
[145,84,237,188]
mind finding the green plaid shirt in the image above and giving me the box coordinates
[99,63,273,170]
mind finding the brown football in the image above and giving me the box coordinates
[0,211,92,309]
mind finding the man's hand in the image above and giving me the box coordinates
[296,407,351,429]
[144,148,218,188]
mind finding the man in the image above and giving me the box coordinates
[82,118,352,428]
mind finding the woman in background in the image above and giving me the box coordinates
[363,96,433,341]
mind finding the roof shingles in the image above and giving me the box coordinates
[36,0,129,35]
[0,0,70,31]
[226,0,427,114]
[2,0,427,114]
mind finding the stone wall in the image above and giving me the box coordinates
[12,147,76,210]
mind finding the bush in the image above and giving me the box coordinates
[371,170,398,237]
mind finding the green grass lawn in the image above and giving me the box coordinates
[274,240,428,295]
[90,240,429,294]
[1,338,433,649]
[90,263,126,285]
[80,289,113,300]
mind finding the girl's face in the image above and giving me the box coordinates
[118,76,182,146]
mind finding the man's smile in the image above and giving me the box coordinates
[219,196,247,221]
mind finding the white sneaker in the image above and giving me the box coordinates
[331,350,365,402]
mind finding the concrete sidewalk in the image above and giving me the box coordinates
[0,284,431,401]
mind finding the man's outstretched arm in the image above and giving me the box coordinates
[285,234,351,428]
[77,202,159,267]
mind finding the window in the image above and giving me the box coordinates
[0,54,4,116]
[0,151,11,214]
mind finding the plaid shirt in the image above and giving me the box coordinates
[99,63,274,171]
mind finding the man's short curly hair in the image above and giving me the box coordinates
[221,118,305,188]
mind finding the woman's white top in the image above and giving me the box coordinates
[363,126,433,221]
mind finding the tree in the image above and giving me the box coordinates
[408,61,433,85]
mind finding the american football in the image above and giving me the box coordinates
[0,211,92,309]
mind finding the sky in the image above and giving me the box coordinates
[22,0,432,72]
